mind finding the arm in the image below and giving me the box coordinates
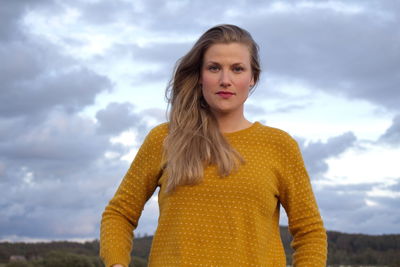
[100,125,166,267]
[278,136,327,266]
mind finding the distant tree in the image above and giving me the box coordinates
[129,256,147,267]
[39,251,95,267]
[1,230,400,266]
[5,261,33,267]
[88,255,103,267]
[83,240,100,253]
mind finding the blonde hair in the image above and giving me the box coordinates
[163,24,261,193]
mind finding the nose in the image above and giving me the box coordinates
[219,69,231,88]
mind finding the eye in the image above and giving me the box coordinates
[232,66,245,73]
[207,65,220,72]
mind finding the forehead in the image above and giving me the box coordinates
[203,43,251,64]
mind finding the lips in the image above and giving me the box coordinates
[216,91,235,99]
[216,91,235,95]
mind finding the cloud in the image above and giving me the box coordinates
[0,0,61,41]
[42,0,400,114]
[1,112,108,167]
[96,102,144,135]
[315,181,400,234]
[81,0,400,113]
[0,154,130,239]
[297,132,357,177]
[379,114,400,146]
[0,0,112,118]
[387,179,400,191]
[0,104,163,240]
[244,1,400,111]
[68,0,209,36]
[0,0,399,241]
[0,0,33,41]
[0,40,112,118]
[79,0,135,25]
[0,0,124,240]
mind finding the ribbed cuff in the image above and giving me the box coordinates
[103,254,130,267]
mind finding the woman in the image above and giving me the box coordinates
[100,24,327,267]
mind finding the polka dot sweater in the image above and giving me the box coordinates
[100,121,327,267]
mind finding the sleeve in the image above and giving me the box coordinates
[99,125,166,267]
[278,135,327,267]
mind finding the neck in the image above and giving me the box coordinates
[212,110,252,133]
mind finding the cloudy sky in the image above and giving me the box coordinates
[1,0,399,242]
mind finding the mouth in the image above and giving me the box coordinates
[216,91,236,96]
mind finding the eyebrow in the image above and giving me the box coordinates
[205,61,245,65]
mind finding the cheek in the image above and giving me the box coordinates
[236,77,253,92]
[201,73,217,91]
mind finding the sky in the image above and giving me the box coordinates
[0,0,399,242]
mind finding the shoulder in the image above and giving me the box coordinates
[255,122,297,146]
[254,122,302,159]
[140,122,169,150]
[147,122,169,138]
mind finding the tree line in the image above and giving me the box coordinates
[0,227,399,266]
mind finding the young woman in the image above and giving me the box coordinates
[100,24,327,267]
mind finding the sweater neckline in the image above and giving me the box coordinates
[222,121,260,137]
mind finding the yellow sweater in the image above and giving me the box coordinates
[100,122,327,267]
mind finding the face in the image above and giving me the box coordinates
[200,42,254,117]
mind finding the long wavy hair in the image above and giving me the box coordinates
[163,24,261,193]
